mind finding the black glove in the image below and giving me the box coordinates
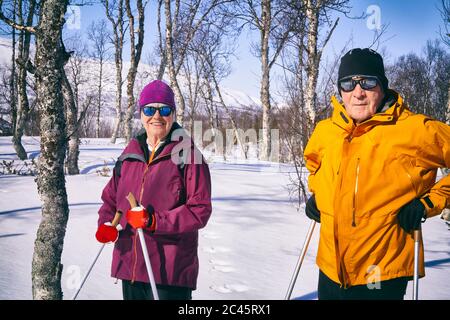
[397,198,430,232]
[145,204,155,229]
[305,195,320,223]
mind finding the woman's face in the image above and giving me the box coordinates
[140,102,174,142]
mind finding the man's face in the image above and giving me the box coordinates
[140,102,174,141]
[340,76,385,124]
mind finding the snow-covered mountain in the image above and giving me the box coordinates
[0,36,261,116]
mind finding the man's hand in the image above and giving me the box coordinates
[95,223,119,243]
[306,195,321,223]
[126,205,156,231]
[397,198,429,232]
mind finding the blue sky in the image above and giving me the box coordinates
[231,0,447,98]
[2,0,448,99]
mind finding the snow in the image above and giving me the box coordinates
[0,136,449,300]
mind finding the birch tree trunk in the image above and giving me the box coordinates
[9,0,22,159]
[202,79,224,159]
[260,0,271,161]
[304,0,321,128]
[13,0,35,160]
[164,0,186,126]
[62,68,79,175]
[446,82,450,125]
[31,0,70,300]
[96,58,103,138]
[124,0,145,143]
[156,0,166,80]
[105,0,125,144]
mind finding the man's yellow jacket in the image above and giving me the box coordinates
[304,91,450,287]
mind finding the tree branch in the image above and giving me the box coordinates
[0,1,36,33]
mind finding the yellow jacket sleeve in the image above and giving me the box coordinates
[303,122,326,194]
[421,119,450,217]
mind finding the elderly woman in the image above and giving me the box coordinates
[95,80,212,300]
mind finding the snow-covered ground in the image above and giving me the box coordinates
[0,136,449,300]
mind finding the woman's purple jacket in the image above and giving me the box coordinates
[98,124,212,290]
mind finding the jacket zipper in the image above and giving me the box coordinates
[131,143,159,283]
[352,158,360,227]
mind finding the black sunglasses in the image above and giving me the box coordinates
[142,105,174,117]
[339,76,379,92]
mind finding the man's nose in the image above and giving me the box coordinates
[352,84,366,98]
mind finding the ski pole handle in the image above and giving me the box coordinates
[111,210,123,227]
[126,192,138,208]
[126,192,159,300]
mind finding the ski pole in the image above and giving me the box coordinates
[72,210,123,300]
[126,192,160,300]
[412,229,421,300]
[285,220,317,300]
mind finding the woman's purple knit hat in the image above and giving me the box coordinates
[138,80,176,110]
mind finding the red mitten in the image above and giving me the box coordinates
[95,223,119,243]
[126,206,155,231]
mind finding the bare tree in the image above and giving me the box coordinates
[163,0,232,127]
[12,0,36,160]
[123,0,146,142]
[0,63,14,135]
[8,1,17,145]
[1,0,71,299]
[439,0,450,47]
[234,0,292,161]
[87,19,111,139]
[192,17,248,159]
[276,0,350,206]
[303,0,342,127]
[103,0,126,143]
[156,0,166,80]
[182,54,203,134]
[0,1,19,154]
[63,34,93,174]
[388,40,449,123]
[438,0,450,124]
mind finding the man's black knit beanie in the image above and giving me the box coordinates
[337,48,389,92]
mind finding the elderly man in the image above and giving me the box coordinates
[303,48,450,300]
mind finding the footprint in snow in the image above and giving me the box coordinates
[209,259,231,266]
[212,265,236,273]
[201,231,220,239]
[202,246,231,253]
[209,284,250,294]
[209,259,235,273]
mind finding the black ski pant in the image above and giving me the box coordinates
[122,280,192,300]
[318,270,408,300]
